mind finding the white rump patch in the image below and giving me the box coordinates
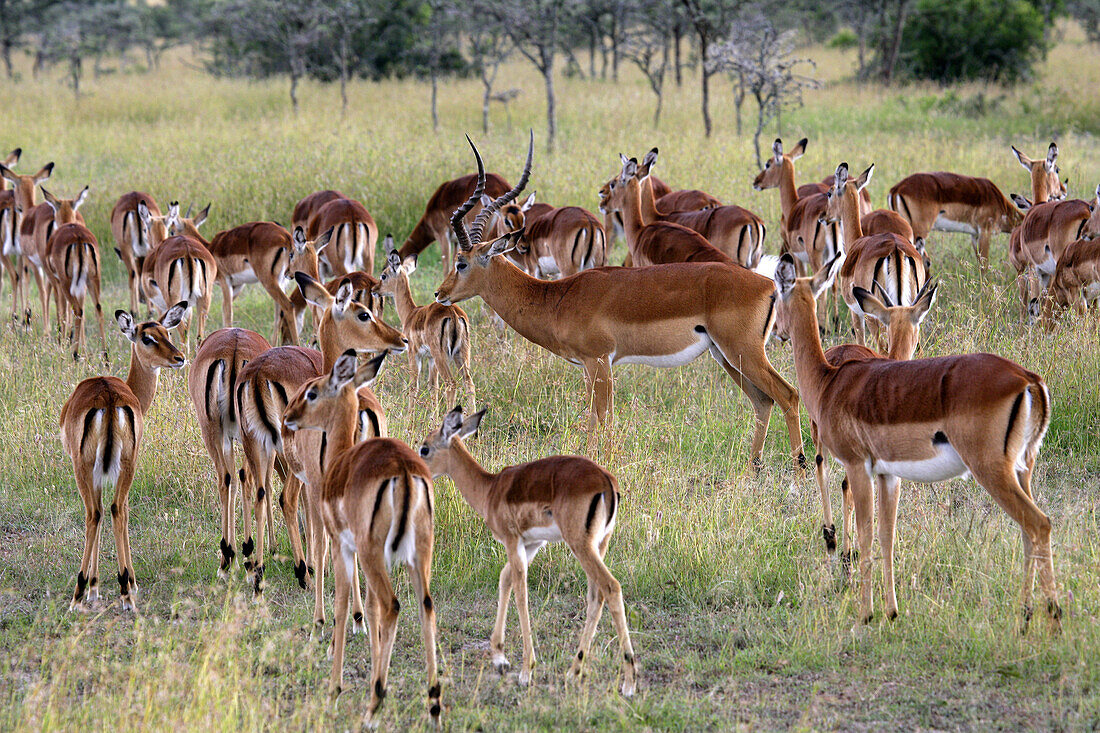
[537,256,560,275]
[90,408,125,489]
[933,215,978,237]
[384,477,421,570]
[339,529,356,581]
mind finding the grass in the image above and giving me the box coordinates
[2,25,1100,730]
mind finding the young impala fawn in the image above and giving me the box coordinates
[374,238,476,410]
[61,302,188,612]
[282,351,441,728]
[419,406,637,696]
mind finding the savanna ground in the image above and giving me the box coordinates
[2,24,1100,731]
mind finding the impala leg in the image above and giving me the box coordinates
[279,475,308,589]
[975,228,991,271]
[197,293,212,345]
[350,552,368,635]
[112,472,138,613]
[574,539,637,697]
[408,558,441,726]
[328,535,353,697]
[428,342,456,408]
[810,420,836,553]
[505,540,536,686]
[71,469,101,611]
[847,466,875,623]
[127,266,139,314]
[250,454,275,597]
[457,337,476,410]
[581,357,613,455]
[877,474,901,620]
[89,276,107,361]
[219,278,233,329]
[216,456,236,576]
[840,476,856,573]
[357,545,400,727]
[490,561,513,672]
[406,348,421,409]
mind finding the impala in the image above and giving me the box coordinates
[0,147,21,303]
[188,327,273,575]
[27,186,88,330]
[498,191,553,234]
[110,192,162,312]
[142,234,217,348]
[774,254,1058,629]
[374,240,476,409]
[512,205,606,277]
[1034,237,1100,329]
[61,302,188,612]
[753,138,872,227]
[307,196,377,278]
[45,222,109,360]
[281,351,440,728]
[234,274,406,595]
[828,164,927,345]
[822,163,913,242]
[1011,142,1066,203]
[887,170,1021,269]
[0,159,53,322]
[398,170,511,270]
[600,170,720,247]
[291,189,345,234]
[419,406,637,696]
[436,136,804,469]
[207,221,325,344]
[288,265,384,341]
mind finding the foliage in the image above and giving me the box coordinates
[900,0,1048,83]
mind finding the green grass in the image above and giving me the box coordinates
[2,26,1100,730]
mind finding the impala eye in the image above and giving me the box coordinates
[357,311,371,322]
[306,390,318,401]
[419,445,430,457]
[456,261,467,272]
[141,335,156,346]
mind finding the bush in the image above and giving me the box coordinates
[901,0,1047,83]
[828,29,859,50]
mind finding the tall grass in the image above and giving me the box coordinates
[1,25,1099,730]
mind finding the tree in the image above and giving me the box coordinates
[1068,0,1100,43]
[710,8,818,166]
[900,0,1046,83]
[622,0,672,126]
[680,0,742,137]
[313,0,374,116]
[466,18,513,133]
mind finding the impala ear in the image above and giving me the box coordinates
[811,252,842,298]
[459,407,487,440]
[34,162,54,183]
[73,185,90,210]
[521,192,537,211]
[853,286,890,324]
[2,148,19,167]
[293,225,307,250]
[834,162,849,189]
[856,164,874,192]
[0,164,15,183]
[167,202,181,225]
[161,301,189,330]
[116,310,137,340]
[773,253,799,299]
[402,253,418,275]
[333,278,354,313]
[314,226,334,253]
[485,229,522,259]
[355,350,387,387]
[910,280,938,325]
[194,203,211,227]
[329,348,359,390]
[386,249,402,271]
[790,137,807,159]
[295,272,333,309]
[41,187,59,213]
[772,138,783,161]
[1046,142,1058,170]
[1012,146,1031,171]
[1010,193,1032,212]
[382,233,395,253]
[441,406,464,441]
[639,147,658,177]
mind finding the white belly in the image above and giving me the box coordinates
[872,443,968,483]
[933,215,978,237]
[228,266,258,288]
[614,330,710,368]
[1084,282,1100,301]
[522,522,563,544]
[538,256,559,275]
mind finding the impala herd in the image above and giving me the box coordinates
[2,130,1094,726]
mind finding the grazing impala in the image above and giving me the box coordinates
[0,159,53,322]
[1012,142,1066,203]
[307,196,377,277]
[374,240,476,409]
[419,406,637,696]
[234,274,405,595]
[888,171,1021,269]
[829,164,928,345]
[774,254,1058,630]
[292,189,345,233]
[110,192,162,312]
[281,352,440,728]
[1035,237,1100,329]
[46,223,109,360]
[1008,188,1100,316]
[61,302,188,612]
[805,280,939,557]
[188,327,272,575]
[512,206,607,277]
[26,186,88,329]
[436,136,804,469]
[207,221,325,344]
[398,171,511,270]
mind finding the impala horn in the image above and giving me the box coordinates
[469,129,534,246]
[450,134,485,253]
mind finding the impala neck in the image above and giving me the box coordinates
[638,177,661,224]
[318,320,344,372]
[445,438,496,520]
[475,258,562,353]
[785,290,833,415]
[620,178,649,245]
[779,159,799,218]
[839,189,863,247]
[391,273,419,330]
[125,347,160,415]
[323,396,360,474]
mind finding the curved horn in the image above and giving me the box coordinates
[470,129,534,245]
[185,202,194,219]
[450,134,485,253]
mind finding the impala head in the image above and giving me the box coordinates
[138,200,178,250]
[822,162,873,224]
[852,280,938,359]
[772,252,842,339]
[601,154,640,215]
[290,225,327,281]
[116,301,189,370]
[42,185,90,225]
[0,160,53,214]
[374,241,416,298]
[1013,142,1067,203]
[753,137,806,190]
[418,404,487,477]
[1084,185,1100,240]
[1,148,20,179]
[500,192,538,233]
[282,348,387,434]
[175,202,211,242]
[436,132,533,305]
[295,272,407,355]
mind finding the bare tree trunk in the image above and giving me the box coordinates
[734,71,745,136]
[881,0,909,84]
[700,36,712,137]
[70,54,81,99]
[430,69,439,131]
[339,36,349,117]
[752,91,766,168]
[673,25,682,87]
[610,14,619,82]
[588,29,597,78]
[2,40,14,78]
[289,73,300,112]
[543,55,556,152]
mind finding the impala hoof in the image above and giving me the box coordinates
[517,669,532,687]
[822,524,837,552]
[621,679,637,697]
[352,612,367,635]
[491,654,510,675]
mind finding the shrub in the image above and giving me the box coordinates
[901,0,1047,83]
[827,29,859,50]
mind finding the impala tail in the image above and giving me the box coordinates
[67,241,97,297]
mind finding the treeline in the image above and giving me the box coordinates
[1,0,1096,148]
